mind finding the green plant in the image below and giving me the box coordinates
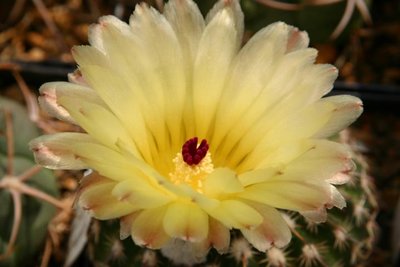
[0,96,60,267]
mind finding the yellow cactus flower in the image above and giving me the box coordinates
[30,0,362,264]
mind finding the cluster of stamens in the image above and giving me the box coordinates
[169,137,213,192]
[181,137,209,165]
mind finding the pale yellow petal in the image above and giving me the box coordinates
[300,207,327,223]
[212,22,313,148]
[238,140,315,173]
[112,179,174,209]
[192,4,238,138]
[130,207,171,249]
[241,203,291,251]
[164,0,205,66]
[98,24,173,162]
[59,95,139,155]
[163,200,209,242]
[286,26,309,52]
[205,0,243,47]
[214,63,336,170]
[328,185,346,209]
[87,23,104,53]
[239,181,331,212]
[261,142,354,184]
[120,213,135,240]
[67,69,87,86]
[99,15,132,34]
[71,45,109,67]
[176,184,220,210]
[327,172,351,185]
[78,173,136,219]
[212,22,292,149]
[203,168,243,197]
[128,4,186,151]
[206,200,263,229]
[67,141,150,183]
[79,65,156,165]
[231,100,335,171]
[238,140,352,187]
[29,133,92,170]
[209,217,230,253]
[238,167,279,187]
[161,239,210,266]
[32,134,161,187]
[87,15,132,53]
[38,81,102,124]
[314,95,363,138]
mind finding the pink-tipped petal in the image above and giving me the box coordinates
[38,81,101,124]
[29,133,92,170]
[241,203,291,251]
[207,200,263,229]
[163,200,209,242]
[209,217,230,253]
[314,95,363,138]
[130,207,171,249]
[78,173,137,219]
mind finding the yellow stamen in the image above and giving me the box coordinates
[169,152,214,193]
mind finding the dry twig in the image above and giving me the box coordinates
[32,0,69,53]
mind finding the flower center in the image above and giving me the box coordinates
[169,137,213,192]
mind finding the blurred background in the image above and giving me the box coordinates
[0,0,399,266]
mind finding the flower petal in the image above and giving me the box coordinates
[72,45,109,67]
[30,133,91,169]
[87,23,104,53]
[238,167,279,187]
[192,1,239,138]
[77,65,157,165]
[203,168,244,197]
[38,81,101,124]
[164,0,205,66]
[314,95,363,138]
[286,26,309,52]
[263,141,355,183]
[212,22,295,148]
[209,217,230,253]
[328,185,346,209]
[231,100,336,171]
[78,173,136,219]
[206,200,263,229]
[206,0,243,47]
[31,132,165,187]
[161,238,209,266]
[120,213,135,240]
[163,200,209,242]
[128,4,186,150]
[67,69,87,86]
[241,203,291,251]
[130,207,171,249]
[213,49,338,170]
[59,95,139,155]
[112,179,174,210]
[239,180,331,212]
[300,207,327,223]
[87,15,132,53]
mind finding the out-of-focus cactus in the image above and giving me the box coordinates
[0,96,59,267]
[194,0,372,43]
[0,97,40,159]
[85,130,377,267]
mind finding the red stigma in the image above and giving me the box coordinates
[182,137,209,166]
